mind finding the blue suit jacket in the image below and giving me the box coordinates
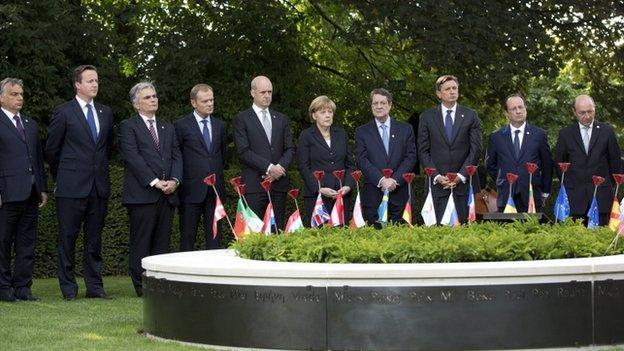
[486,124,553,209]
[45,98,115,198]
[118,115,182,205]
[355,118,417,207]
[174,113,227,203]
[0,110,47,202]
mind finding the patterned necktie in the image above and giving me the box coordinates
[261,110,271,144]
[13,115,25,141]
[380,123,389,155]
[445,110,453,140]
[582,126,590,153]
[86,104,98,142]
[147,119,160,151]
[513,129,521,157]
[201,119,212,153]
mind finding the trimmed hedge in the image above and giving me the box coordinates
[231,220,624,263]
[33,161,565,277]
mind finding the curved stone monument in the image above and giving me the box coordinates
[143,249,624,350]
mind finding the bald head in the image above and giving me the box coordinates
[573,94,596,127]
[250,75,272,109]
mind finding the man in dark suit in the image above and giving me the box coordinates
[174,84,227,250]
[418,75,482,224]
[0,78,48,302]
[233,76,294,231]
[118,82,182,296]
[555,94,621,225]
[355,88,417,225]
[45,65,115,300]
[486,94,553,213]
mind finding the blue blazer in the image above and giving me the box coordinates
[45,98,115,198]
[174,113,227,203]
[297,125,356,198]
[233,107,294,193]
[486,124,553,209]
[355,118,417,207]
[0,110,47,202]
[118,115,182,205]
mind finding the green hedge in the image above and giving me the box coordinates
[33,162,565,277]
[232,220,624,263]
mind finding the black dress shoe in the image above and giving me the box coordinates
[86,292,112,299]
[16,294,40,301]
[63,295,76,301]
[0,294,17,302]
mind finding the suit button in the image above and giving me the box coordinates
[330,152,333,155]
[28,167,32,172]
[331,162,335,164]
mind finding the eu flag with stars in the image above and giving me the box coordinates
[587,196,600,229]
[554,184,570,221]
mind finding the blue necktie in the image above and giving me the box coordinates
[513,129,520,157]
[445,110,453,141]
[86,104,98,142]
[381,123,389,155]
[201,119,212,153]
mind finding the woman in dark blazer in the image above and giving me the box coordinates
[297,96,356,226]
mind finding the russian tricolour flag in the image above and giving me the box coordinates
[440,195,460,227]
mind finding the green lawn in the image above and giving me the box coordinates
[0,276,207,351]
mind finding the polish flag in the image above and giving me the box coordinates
[329,192,344,226]
[350,192,366,228]
[212,195,227,237]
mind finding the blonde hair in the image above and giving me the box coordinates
[308,95,336,121]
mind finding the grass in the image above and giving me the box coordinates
[0,276,208,351]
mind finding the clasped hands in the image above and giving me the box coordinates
[436,175,461,189]
[380,177,398,192]
[155,180,178,194]
[265,164,286,182]
[320,186,351,199]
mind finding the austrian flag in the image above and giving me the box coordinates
[212,195,227,237]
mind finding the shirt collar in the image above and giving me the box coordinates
[441,103,457,115]
[579,121,593,130]
[139,114,156,123]
[75,95,93,109]
[194,111,211,123]
[375,117,391,129]
[510,122,526,133]
[1,107,17,119]
[252,103,269,116]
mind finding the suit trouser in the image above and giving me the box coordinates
[126,195,173,295]
[56,185,108,297]
[0,187,38,298]
[179,191,220,251]
[246,191,286,232]
[433,194,469,224]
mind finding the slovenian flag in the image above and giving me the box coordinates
[587,196,600,229]
[311,193,330,227]
[329,192,344,226]
[350,192,366,228]
[285,209,304,233]
[262,202,276,235]
[440,195,460,227]
[554,184,570,221]
[467,184,476,222]
[377,188,389,225]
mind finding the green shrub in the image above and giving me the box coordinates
[231,220,624,263]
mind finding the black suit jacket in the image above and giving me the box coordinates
[233,107,294,193]
[0,111,47,202]
[354,118,417,207]
[297,125,356,198]
[45,98,115,198]
[555,121,621,214]
[118,115,182,205]
[174,113,227,203]
[486,124,553,209]
[418,104,482,197]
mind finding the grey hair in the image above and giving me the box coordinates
[129,81,156,105]
[0,78,24,95]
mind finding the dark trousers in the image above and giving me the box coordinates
[56,185,109,297]
[304,194,352,227]
[126,195,173,295]
[433,194,469,224]
[179,192,220,251]
[0,187,38,298]
[246,191,286,232]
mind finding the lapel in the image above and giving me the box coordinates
[370,119,388,158]
[450,106,466,144]
[134,115,162,153]
[0,109,25,143]
[433,105,448,145]
[310,125,331,152]
[269,111,279,145]
[249,108,271,146]
[189,114,211,154]
[93,102,109,148]
[518,124,532,160]
[387,118,398,158]
[500,125,517,160]
[71,99,98,146]
[588,122,601,155]
[572,124,587,155]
